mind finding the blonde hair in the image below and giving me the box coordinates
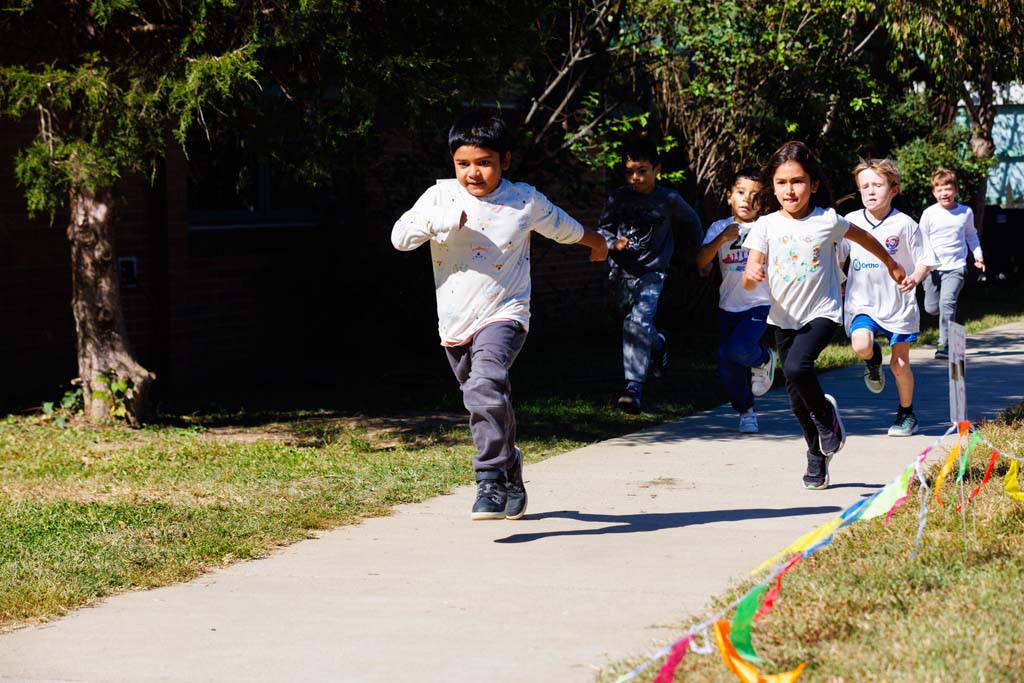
[931,167,958,187]
[853,158,900,187]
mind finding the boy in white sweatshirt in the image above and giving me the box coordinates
[918,167,985,359]
[391,110,607,520]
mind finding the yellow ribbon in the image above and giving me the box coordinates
[1004,460,1024,502]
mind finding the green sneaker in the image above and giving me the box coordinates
[887,411,919,437]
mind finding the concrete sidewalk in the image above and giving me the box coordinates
[2,322,1023,683]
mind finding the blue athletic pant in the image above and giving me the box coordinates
[717,306,771,413]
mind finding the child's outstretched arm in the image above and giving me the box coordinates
[577,227,610,262]
[391,186,463,251]
[742,249,766,290]
[844,225,908,288]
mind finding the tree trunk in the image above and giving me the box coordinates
[965,77,997,234]
[67,184,156,426]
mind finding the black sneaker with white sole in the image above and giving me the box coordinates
[802,450,831,490]
[471,476,507,520]
[505,447,528,520]
[818,393,846,457]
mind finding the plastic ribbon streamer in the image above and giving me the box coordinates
[959,448,1000,511]
[1005,460,1024,501]
[730,585,769,664]
[614,421,1021,683]
[755,555,802,622]
[955,432,984,485]
[713,621,806,683]
[753,517,842,575]
[652,635,694,683]
[935,421,971,506]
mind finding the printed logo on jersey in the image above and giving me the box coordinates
[771,233,821,282]
[884,235,900,254]
[851,258,881,271]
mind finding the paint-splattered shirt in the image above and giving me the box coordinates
[392,178,585,346]
[742,207,849,330]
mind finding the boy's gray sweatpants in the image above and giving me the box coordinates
[445,320,527,479]
[922,267,966,347]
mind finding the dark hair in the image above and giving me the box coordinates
[733,166,761,185]
[621,137,660,166]
[448,110,511,156]
[754,141,833,215]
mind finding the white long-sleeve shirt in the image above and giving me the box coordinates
[392,178,585,346]
[918,202,983,270]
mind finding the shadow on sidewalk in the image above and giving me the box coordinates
[493,501,876,544]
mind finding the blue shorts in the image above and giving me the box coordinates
[850,314,918,344]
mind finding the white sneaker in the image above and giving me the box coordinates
[751,348,777,397]
[738,410,759,433]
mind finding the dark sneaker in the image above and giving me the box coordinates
[802,450,831,490]
[818,394,846,457]
[650,332,668,379]
[505,447,528,520]
[934,345,949,359]
[887,411,919,437]
[864,359,885,394]
[617,384,642,414]
[471,477,507,520]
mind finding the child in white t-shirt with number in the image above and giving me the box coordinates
[742,142,908,490]
[838,158,937,437]
[697,168,776,433]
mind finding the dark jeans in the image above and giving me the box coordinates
[445,320,528,477]
[717,306,771,413]
[774,318,839,453]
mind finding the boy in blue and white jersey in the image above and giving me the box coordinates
[839,158,936,436]
[696,168,775,433]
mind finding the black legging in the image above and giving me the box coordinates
[774,317,839,453]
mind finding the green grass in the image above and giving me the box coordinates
[598,408,1024,683]
[1,285,1022,631]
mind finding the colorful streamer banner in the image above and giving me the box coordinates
[713,621,806,683]
[614,421,1023,683]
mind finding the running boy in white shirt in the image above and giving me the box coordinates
[742,141,908,490]
[918,167,986,359]
[392,110,608,520]
[840,158,937,436]
[697,168,776,433]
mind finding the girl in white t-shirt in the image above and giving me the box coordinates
[697,168,775,434]
[741,141,909,490]
[838,159,937,438]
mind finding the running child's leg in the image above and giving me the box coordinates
[889,341,913,407]
[775,327,819,452]
[717,309,752,414]
[779,318,842,453]
[622,271,667,384]
[446,320,527,474]
[935,267,966,348]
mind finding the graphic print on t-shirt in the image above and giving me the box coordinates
[772,233,821,283]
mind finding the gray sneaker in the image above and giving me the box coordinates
[887,411,919,437]
[818,394,846,457]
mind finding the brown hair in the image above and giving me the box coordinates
[853,158,900,188]
[931,167,958,188]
